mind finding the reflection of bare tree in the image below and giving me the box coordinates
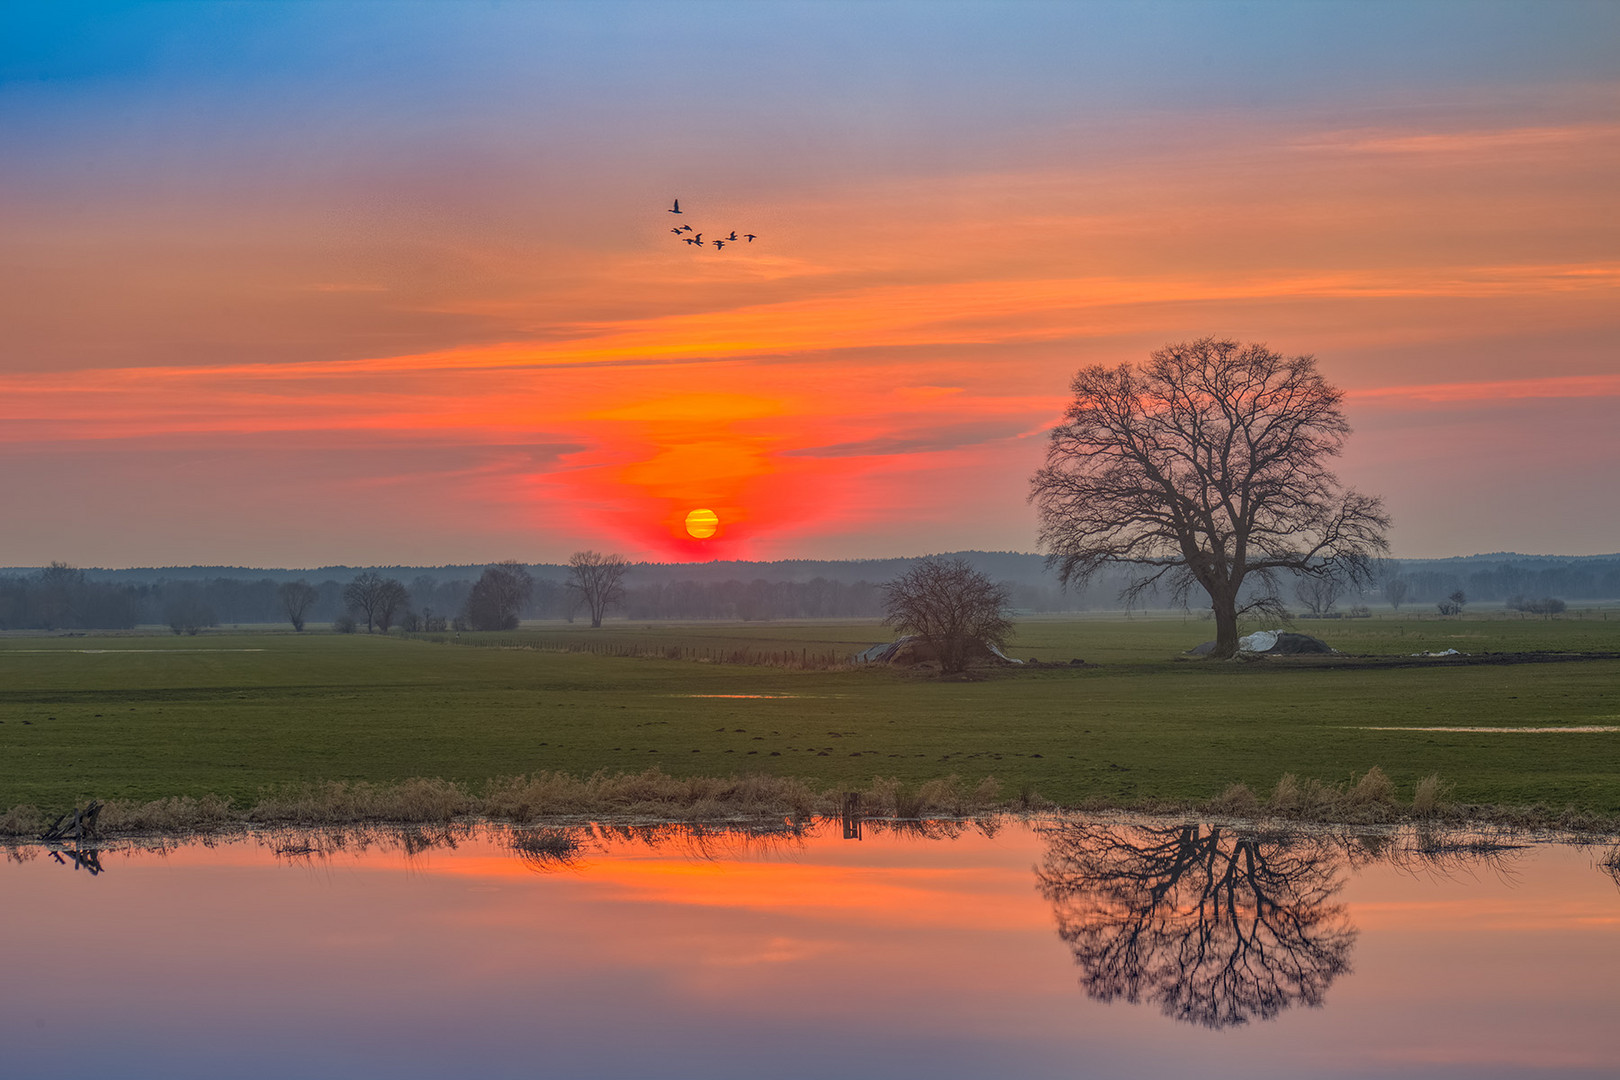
[1599,847,1620,893]
[1035,821,1356,1028]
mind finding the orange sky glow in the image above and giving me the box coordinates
[3,3,1616,565]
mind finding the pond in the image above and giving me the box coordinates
[4,817,1619,1079]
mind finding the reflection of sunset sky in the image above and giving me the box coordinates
[4,3,1617,564]
[3,824,1619,1079]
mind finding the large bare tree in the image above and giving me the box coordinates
[566,551,628,628]
[1030,338,1388,658]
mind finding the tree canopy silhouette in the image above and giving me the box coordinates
[1030,338,1388,657]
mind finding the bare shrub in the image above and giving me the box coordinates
[881,557,1013,674]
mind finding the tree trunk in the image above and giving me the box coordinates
[1211,592,1240,658]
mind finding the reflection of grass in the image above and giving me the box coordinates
[509,827,580,871]
[2,616,1619,822]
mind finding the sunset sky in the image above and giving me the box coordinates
[3,0,1616,567]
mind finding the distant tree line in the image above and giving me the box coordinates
[3,554,1613,632]
[1377,559,1620,610]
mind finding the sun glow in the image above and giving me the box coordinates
[685,508,720,539]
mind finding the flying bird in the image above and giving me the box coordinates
[680,224,693,232]
[670,227,684,234]
[714,239,725,249]
[669,198,682,214]
[693,233,701,244]
[726,231,737,241]
[744,234,756,242]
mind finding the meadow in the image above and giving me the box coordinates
[3,611,1618,822]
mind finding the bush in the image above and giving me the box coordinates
[332,614,357,634]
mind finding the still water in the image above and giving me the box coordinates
[4,817,1618,1079]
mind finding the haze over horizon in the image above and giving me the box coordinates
[5,1,1617,568]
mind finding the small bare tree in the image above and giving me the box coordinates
[1383,575,1409,611]
[1031,338,1389,658]
[278,580,318,632]
[373,578,410,632]
[567,551,628,628]
[1294,576,1342,618]
[1437,590,1467,617]
[881,556,1013,674]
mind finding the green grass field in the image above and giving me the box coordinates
[3,612,1618,816]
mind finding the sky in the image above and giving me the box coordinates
[2,0,1616,568]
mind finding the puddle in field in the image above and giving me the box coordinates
[0,648,268,654]
[4,816,1619,1079]
[1357,725,1620,733]
[677,693,804,699]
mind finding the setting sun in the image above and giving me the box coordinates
[684,508,719,539]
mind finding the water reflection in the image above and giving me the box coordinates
[1036,822,1357,1028]
[3,816,1620,1080]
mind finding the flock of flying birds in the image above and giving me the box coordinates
[666,198,756,251]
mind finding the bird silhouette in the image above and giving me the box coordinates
[669,198,681,214]
[744,234,756,242]
[714,239,725,250]
[670,227,684,234]
[726,231,737,241]
[693,233,702,244]
[681,224,693,232]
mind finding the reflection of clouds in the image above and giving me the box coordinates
[700,935,842,968]
[1036,821,1356,1029]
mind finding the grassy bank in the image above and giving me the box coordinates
[3,614,1618,825]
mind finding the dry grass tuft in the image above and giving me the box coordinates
[1206,783,1261,817]
[1411,773,1455,817]
[100,795,236,832]
[1268,774,1303,814]
[1348,765,1398,812]
[249,778,475,824]
[0,804,44,837]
